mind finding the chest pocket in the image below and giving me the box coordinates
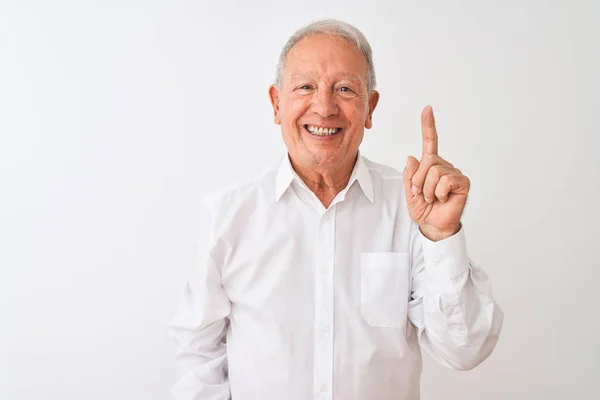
[360,252,411,329]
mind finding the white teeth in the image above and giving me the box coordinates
[306,125,339,136]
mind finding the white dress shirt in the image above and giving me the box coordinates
[168,153,504,400]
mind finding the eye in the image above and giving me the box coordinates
[295,84,314,92]
[337,86,357,98]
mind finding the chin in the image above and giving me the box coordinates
[307,149,345,168]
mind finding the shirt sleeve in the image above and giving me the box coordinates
[407,222,504,370]
[167,199,232,400]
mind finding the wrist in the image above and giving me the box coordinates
[419,223,461,242]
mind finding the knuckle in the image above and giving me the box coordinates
[423,176,435,189]
[430,164,443,175]
[434,183,448,198]
[411,174,424,186]
[439,174,451,184]
[442,156,452,166]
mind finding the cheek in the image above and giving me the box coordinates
[342,102,368,125]
[281,97,309,123]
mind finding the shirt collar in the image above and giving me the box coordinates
[275,151,374,203]
[274,154,296,201]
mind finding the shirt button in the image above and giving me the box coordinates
[320,268,329,276]
[321,324,330,333]
[320,384,327,392]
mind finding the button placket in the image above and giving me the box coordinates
[313,207,336,399]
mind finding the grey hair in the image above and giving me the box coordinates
[274,19,377,93]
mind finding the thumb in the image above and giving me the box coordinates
[403,156,420,199]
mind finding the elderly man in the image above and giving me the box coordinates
[169,19,503,400]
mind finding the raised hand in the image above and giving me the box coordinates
[403,106,470,241]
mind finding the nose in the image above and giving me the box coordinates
[311,88,339,118]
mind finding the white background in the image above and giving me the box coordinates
[1,0,599,399]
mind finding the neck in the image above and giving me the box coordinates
[289,152,358,208]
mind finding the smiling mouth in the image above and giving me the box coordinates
[303,124,343,137]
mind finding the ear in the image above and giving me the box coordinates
[268,85,282,125]
[364,90,380,129]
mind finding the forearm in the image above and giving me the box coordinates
[168,237,232,399]
[169,319,230,399]
[409,224,504,370]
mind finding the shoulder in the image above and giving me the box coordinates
[201,159,279,218]
[362,155,404,182]
[361,155,409,213]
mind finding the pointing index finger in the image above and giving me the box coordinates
[421,105,439,155]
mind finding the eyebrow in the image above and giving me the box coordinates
[289,72,363,83]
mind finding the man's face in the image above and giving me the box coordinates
[269,34,379,172]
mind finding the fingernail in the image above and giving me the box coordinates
[412,185,419,195]
[425,197,431,204]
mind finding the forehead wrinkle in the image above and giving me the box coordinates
[288,71,365,86]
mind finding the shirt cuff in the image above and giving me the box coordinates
[419,224,470,279]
